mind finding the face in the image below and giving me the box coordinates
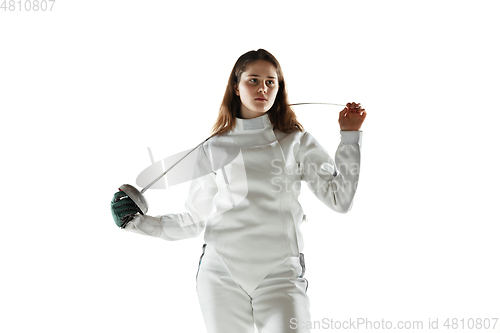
[235,59,279,119]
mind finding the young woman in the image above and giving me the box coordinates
[111,49,366,333]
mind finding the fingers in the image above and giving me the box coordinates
[113,191,128,203]
[346,102,361,111]
[341,102,366,119]
[346,102,365,115]
[340,102,367,130]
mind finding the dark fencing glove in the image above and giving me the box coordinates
[111,190,141,228]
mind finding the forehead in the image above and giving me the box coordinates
[243,60,278,77]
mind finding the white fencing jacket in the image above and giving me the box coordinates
[125,112,362,294]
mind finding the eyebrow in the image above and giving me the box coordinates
[247,74,277,79]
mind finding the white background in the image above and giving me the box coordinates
[1,1,499,332]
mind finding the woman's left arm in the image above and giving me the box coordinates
[297,102,366,213]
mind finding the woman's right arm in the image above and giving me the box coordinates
[123,144,218,241]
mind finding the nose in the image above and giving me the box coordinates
[258,81,267,93]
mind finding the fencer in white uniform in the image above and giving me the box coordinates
[124,112,362,332]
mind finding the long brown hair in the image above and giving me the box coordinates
[210,49,304,137]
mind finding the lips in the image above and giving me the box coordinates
[255,97,267,101]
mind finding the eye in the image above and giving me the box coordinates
[266,80,275,85]
[249,78,258,83]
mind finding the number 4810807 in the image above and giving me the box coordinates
[1,0,56,11]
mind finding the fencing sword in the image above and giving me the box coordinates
[118,102,349,215]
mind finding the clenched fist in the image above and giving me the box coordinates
[339,102,367,131]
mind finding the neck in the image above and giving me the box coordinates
[238,105,268,119]
[232,112,273,133]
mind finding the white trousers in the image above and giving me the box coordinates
[196,244,311,333]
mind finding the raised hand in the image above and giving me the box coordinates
[338,102,367,131]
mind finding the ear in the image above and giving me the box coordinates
[234,85,239,96]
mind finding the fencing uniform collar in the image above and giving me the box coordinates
[233,112,273,133]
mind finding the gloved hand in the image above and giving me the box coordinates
[111,190,141,228]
